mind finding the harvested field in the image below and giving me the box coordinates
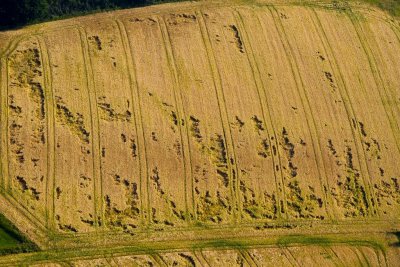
[0,0,399,265]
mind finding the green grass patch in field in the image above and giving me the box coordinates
[191,239,247,250]
[277,235,332,247]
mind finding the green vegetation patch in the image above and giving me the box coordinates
[277,235,332,247]
[0,213,38,255]
[358,0,400,16]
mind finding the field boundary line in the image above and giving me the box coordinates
[157,16,195,221]
[37,35,56,231]
[78,27,104,229]
[234,7,287,220]
[46,216,399,243]
[0,230,391,265]
[310,9,379,218]
[116,19,150,226]
[269,5,332,219]
[197,9,241,222]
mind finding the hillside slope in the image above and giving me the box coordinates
[0,0,399,265]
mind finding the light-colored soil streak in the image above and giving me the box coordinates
[0,0,399,264]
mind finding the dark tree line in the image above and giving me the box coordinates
[0,0,174,29]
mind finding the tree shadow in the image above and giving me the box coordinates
[390,232,400,247]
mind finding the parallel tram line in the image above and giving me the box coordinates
[151,254,168,267]
[0,33,24,195]
[0,58,7,193]
[351,12,400,154]
[239,249,258,267]
[78,27,104,228]
[310,9,379,218]
[193,250,210,267]
[347,11,396,215]
[157,16,196,221]
[233,8,286,220]
[3,35,55,228]
[197,10,241,222]
[116,19,149,225]
[37,35,56,230]
[4,57,11,194]
[323,247,345,266]
[0,47,49,231]
[40,31,84,232]
[281,247,300,267]
[268,6,332,219]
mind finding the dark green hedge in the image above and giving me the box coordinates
[0,0,184,29]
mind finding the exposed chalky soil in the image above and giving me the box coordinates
[0,0,399,265]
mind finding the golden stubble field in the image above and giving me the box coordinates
[0,0,399,265]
